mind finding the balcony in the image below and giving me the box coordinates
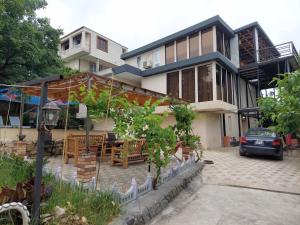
[257,41,299,64]
[59,43,90,61]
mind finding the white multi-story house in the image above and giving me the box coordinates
[59,26,127,74]
[104,15,299,149]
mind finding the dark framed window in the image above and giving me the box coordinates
[176,38,187,61]
[61,40,69,50]
[165,42,175,64]
[222,68,227,102]
[198,64,212,102]
[224,35,231,59]
[182,68,195,102]
[201,28,213,55]
[97,37,108,52]
[216,28,223,54]
[216,64,222,100]
[189,33,199,58]
[167,71,179,98]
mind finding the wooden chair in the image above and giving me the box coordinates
[111,139,148,169]
[64,133,106,164]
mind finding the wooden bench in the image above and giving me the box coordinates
[111,139,148,169]
[64,133,106,164]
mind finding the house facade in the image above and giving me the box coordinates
[58,26,127,74]
[61,16,298,149]
[106,15,298,149]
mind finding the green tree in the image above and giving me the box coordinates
[258,70,300,136]
[0,0,64,83]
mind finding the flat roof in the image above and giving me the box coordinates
[60,26,128,49]
[121,15,235,60]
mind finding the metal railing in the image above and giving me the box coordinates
[257,41,298,63]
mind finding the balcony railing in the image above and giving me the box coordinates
[257,41,298,63]
[59,43,90,59]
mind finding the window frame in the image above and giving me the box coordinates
[97,36,108,52]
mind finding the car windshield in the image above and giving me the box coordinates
[247,129,277,137]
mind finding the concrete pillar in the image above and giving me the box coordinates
[174,41,177,62]
[68,38,72,49]
[212,26,217,52]
[96,58,100,72]
[179,70,182,98]
[186,36,189,59]
[81,31,86,48]
[199,31,202,56]
[254,27,259,62]
[195,66,198,102]
[212,62,217,101]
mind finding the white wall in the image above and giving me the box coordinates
[60,27,126,67]
[79,59,90,72]
[141,73,167,94]
[89,29,125,66]
[125,46,165,70]
[65,59,80,70]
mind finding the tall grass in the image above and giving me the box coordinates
[0,155,120,225]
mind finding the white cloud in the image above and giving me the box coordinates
[38,0,300,51]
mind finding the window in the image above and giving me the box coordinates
[201,28,213,55]
[73,34,82,46]
[153,50,160,67]
[97,37,108,52]
[216,64,222,100]
[224,35,231,59]
[216,28,223,54]
[167,71,179,98]
[182,68,195,102]
[137,56,141,68]
[61,40,69,50]
[198,65,212,102]
[189,33,199,58]
[89,62,96,72]
[176,38,187,61]
[222,68,227,102]
[165,42,175,64]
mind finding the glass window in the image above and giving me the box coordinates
[216,64,222,100]
[182,68,195,102]
[222,68,227,102]
[227,72,232,104]
[73,34,82,46]
[201,28,213,55]
[97,37,108,52]
[224,34,231,59]
[176,38,187,61]
[189,33,199,58]
[61,40,69,50]
[165,42,175,64]
[167,71,179,98]
[216,28,223,54]
[89,62,96,72]
[153,50,160,67]
[198,64,212,102]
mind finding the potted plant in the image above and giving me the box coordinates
[170,104,200,158]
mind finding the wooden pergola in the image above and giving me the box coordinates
[21,72,178,105]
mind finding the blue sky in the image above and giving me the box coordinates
[38,0,300,51]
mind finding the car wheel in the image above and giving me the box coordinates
[239,149,246,156]
[276,147,283,160]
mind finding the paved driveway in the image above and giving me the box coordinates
[203,147,300,194]
[148,148,300,225]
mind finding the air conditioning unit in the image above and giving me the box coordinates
[143,61,152,69]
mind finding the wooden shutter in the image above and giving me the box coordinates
[167,71,179,98]
[182,68,195,102]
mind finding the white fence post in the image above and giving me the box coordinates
[131,178,138,200]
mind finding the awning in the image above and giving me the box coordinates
[20,72,185,106]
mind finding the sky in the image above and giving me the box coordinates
[37,0,300,51]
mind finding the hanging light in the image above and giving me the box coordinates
[42,101,61,126]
